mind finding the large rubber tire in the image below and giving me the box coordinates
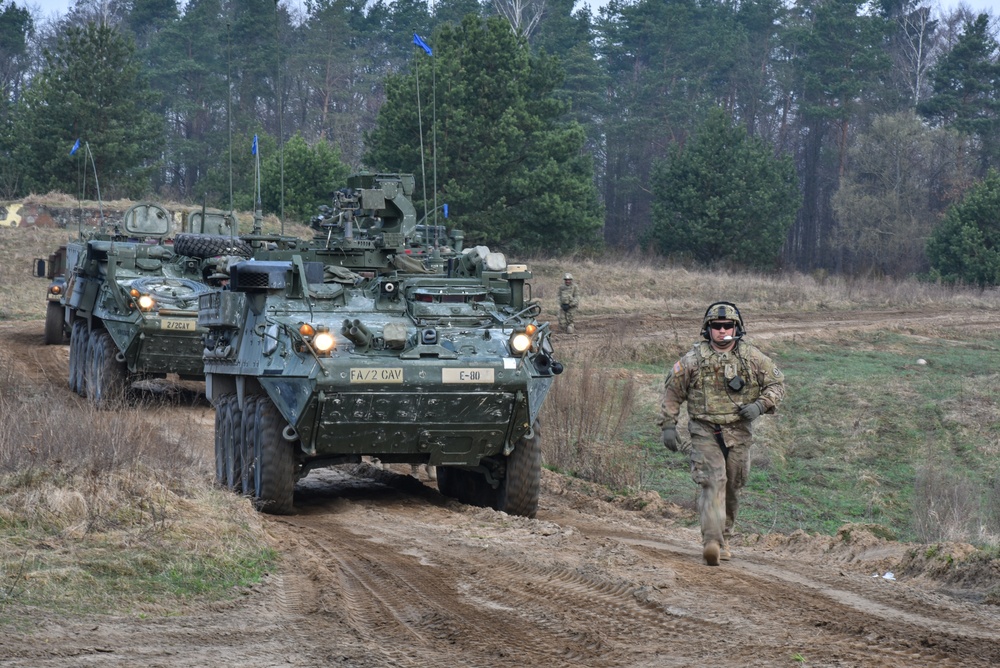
[495,419,542,518]
[214,394,230,487]
[225,398,243,492]
[240,395,261,495]
[173,234,252,259]
[69,319,88,395]
[253,398,295,514]
[87,329,129,408]
[436,466,458,499]
[44,302,64,345]
[438,466,490,507]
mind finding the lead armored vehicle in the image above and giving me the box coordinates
[62,202,250,406]
[199,173,562,516]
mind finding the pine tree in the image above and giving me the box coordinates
[13,21,163,199]
[926,170,1000,286]
[365,15,602,254]
[648,107,799,269]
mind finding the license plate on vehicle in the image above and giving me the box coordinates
[442,368,495,384]
[161,318,196,331]
[350,367,404,383]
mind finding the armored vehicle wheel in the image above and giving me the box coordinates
[436,466,489,507]
[69,319,88,395]
[224,398,243,492]
[87,329,129,408]
[214,395,230,486]
[435,466,458,498]
[494,420,542,518]
[240,395,261,495]
[173,234,252,260]
[252,398,295,514]
[44,302,64,345]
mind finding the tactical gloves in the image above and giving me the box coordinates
[661,426,678,451]
[561,303,570,312]
[738,400,765,421]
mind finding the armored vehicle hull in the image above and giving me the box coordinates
[201,174,561,516]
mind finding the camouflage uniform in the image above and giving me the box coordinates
[558,275,580,333]
[659,327,784,558]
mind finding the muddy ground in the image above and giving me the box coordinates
[2,308,1000,667]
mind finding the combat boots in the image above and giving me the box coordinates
[720,543,732,561]
[703,540,720,566]
[567,324,575,334]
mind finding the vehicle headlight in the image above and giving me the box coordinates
[137,294,155,311]
[509,331,532,355]
[313,331,335,353]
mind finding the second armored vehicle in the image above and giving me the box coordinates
[200,173,562,517]
[60,202,250,406]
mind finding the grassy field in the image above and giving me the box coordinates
[537,258,1000,547]
[635,330,1000,544]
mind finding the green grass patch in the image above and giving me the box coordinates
[612,330,1000,544]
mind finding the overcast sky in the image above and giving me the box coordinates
[20,0,1000,23]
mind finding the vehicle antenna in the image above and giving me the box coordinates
[413,33,431,246]
[275,0,285,235]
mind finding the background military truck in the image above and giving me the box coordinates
[199,173,562,517]
[57,202,250,407]
[35,244,70,344]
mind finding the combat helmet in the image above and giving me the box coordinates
[564,273,573,280]
[700,301,744,340]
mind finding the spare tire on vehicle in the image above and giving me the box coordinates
[174,233,252,259]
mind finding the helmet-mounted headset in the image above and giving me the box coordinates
[700,301,745,341]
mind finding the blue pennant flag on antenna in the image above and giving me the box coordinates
[413,33,432,56]
[70,138,80,155]
[251,134,258,156]
[443,204,448,219]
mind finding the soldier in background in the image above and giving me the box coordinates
[658,301,785,566]
[558,273,580,334]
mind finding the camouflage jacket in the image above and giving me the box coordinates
[559,283,579,307]
[659,339,785,427]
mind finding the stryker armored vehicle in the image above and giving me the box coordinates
[199,173,562,517]
[60,202,250,406]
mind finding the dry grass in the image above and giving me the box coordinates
[0,350,271,617]
[529,251,1000,322]
[913,464,989,544]
[0,227,76,322]
[541,358,652,493]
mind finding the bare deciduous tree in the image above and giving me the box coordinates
[492,0,546,39]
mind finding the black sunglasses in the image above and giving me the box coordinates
[709,322,735,331]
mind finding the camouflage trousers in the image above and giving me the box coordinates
[687,419,752,548]
[558,306,576,331]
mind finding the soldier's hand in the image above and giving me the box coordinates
[561,303,570,312]
[661,426,678,452]
[738,400,764,421]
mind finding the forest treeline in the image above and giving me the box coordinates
[3,0,1000,280]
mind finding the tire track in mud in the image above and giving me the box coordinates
[271,506,647,668]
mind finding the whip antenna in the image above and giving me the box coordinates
[275,0,285,234]
[227,21,233,227]
[413,33,433,245]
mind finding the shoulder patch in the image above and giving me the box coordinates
[672,361,683,374]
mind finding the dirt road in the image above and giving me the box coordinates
[3,309,1000,667]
